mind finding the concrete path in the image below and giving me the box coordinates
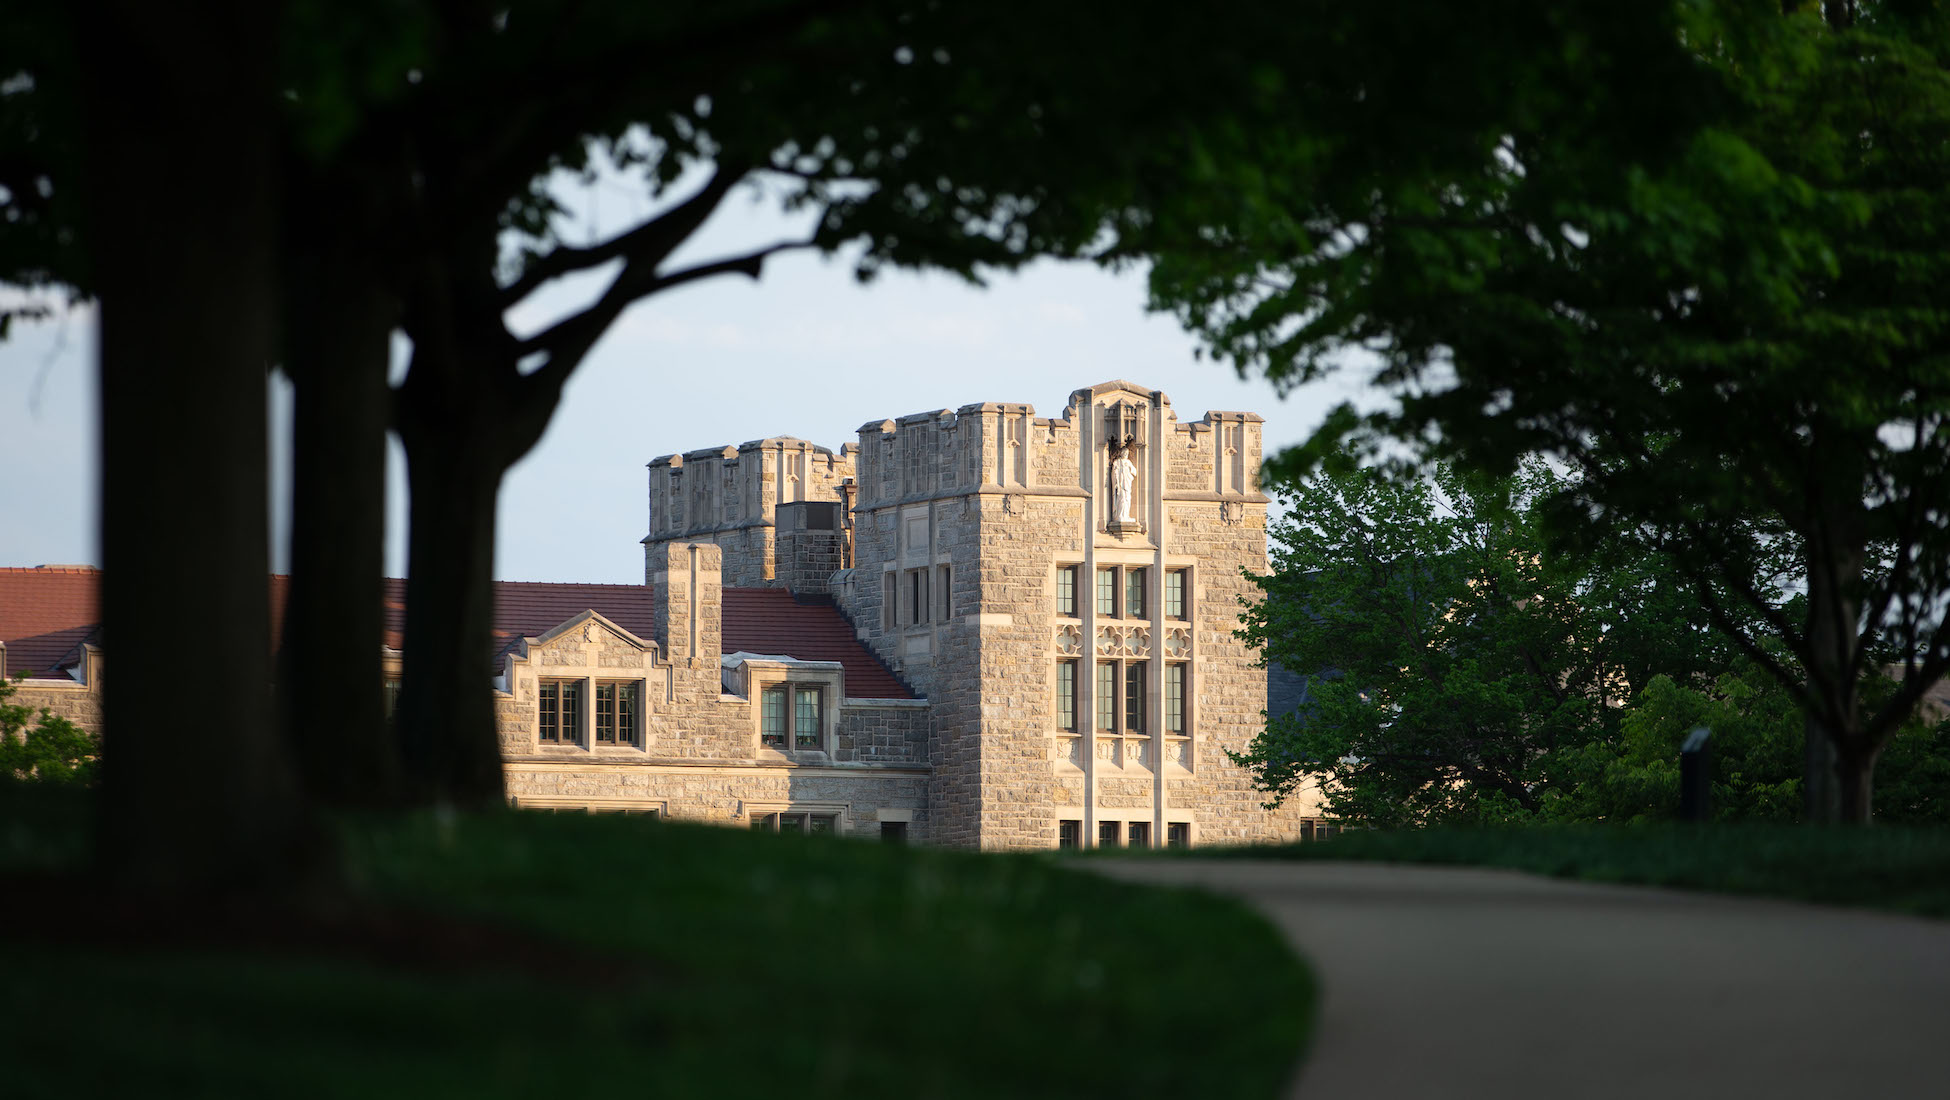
[1095,860,1950,1099]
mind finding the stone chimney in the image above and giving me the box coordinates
[652,541,723,699]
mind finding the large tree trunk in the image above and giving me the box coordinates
[1802,711,1840,824]
[1836,741,1879,824]
[393,415,508,808]
[278,199,399,807]
[83,0,315,888]
[1800,456,1868,825]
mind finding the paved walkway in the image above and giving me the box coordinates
[1095,860,1950,1098]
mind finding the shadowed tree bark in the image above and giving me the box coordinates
[277,156,400,807]
[81,0,314,888]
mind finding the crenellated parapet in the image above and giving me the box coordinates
[644,436,856,588]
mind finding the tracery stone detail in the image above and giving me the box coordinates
[1055,623,1084,656]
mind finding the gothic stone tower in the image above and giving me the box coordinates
[839,380,1316,850]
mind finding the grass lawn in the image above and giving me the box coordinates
[1174,823,1950,919]
[0,796,1312,1098]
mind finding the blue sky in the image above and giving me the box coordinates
[0,176,1372,584]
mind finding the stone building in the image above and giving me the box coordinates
[0,380,1322,848]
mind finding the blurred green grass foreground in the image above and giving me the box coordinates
[0,795,1312,1099]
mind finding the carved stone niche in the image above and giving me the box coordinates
[1103,403,1145,534]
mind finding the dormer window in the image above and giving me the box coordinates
[762,684,825,750]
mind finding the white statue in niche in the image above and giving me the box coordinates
[1109,437,1138,524]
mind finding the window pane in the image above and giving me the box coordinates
[779,813,805,835]
[810,814,836,834]
[1126,568,1145,619]
[1056,566,1076,617]
[882,821,908,844]
[1128,821,1150,848]
[1096,663,1115,731]
[619,683,638,746]
[539,681,559,742]
[752,813,775,832]
[1166,570,1185,619]
[794,687,820,748]
[596,683,617,742]
[561,682,581,744]
[1057,660,1077,732]
[1096,568,1116,616]
[1058,820,1080,849]
[1125,663,1145,732]
[1167,822,1190,849]
[1166,664,1184,734]
[937,564,952,621]
[762,686,787,748]
[883,572,897,630]
[1098,821,1120,848]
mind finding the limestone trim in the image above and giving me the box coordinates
[506,760,930,778]
[511,796,668,815]
[1160,490,1273,504]
[740,798,852,833]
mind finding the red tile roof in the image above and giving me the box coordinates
[2,568,914,699]
[722,588,913,699]
[472,580,661,669]
[0,567,101,678]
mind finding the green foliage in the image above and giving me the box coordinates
[1236,459,1730,827]
[0,806,1314,1098]
[1145,0,1950,808]
[0,676,98,787]
[1552,660,1950,825]
[1548,664,1804,823]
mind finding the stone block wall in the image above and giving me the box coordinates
[775,516,845,596]
[506,764,930,842]
[6,680,103,733]
[836,700,929,765]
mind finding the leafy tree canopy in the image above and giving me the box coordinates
[1153,0,1950,819]
[1551,658,1950,824]
[1237,460,1736,827]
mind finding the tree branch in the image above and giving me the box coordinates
[517,234,818,397]
[497,162,748,307]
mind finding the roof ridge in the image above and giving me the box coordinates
[494,579,651,589]
[0,566,102,574]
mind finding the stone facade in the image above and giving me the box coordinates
[644,437,855,588]
[4,380,1322,848]
[646,379,1323,849]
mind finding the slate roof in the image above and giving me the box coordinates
[722,588,913,699]
[1,568,912,699]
